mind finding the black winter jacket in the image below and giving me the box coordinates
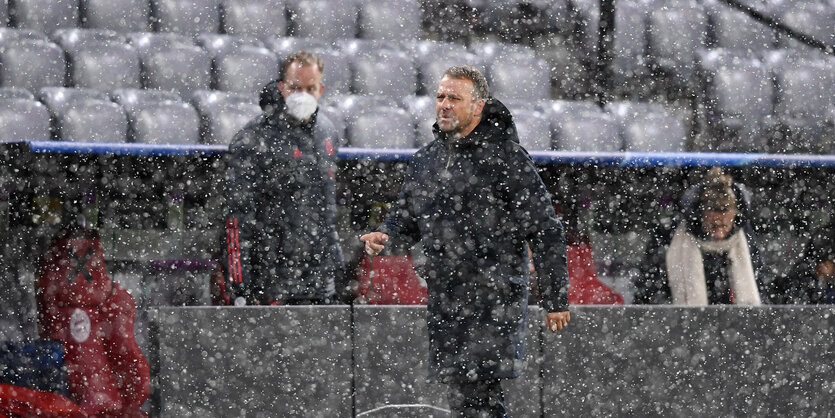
[634,181,769,304]
[223,93,342,303]
[380,98,569,382]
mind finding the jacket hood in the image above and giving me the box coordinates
[434,97,520,146]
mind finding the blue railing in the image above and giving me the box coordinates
[6,141,835,167]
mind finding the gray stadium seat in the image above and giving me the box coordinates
[0,86,34,99]
[8,0,79,33]
[318,103,347,145]
[129,32,212,99]
[220,0,287,39]
[552,112,621,152]
[112,87,200,144]
[38,87,128,142]
[607,101,687,152]
[779,3,835,53]
[513,111,552,151]
[648,4,709,87]
[610,0,651,89]
[697,49,773,152]
[53,29,140,91]
[0,97,51,140]
[264,36,331,59]
[286,0,358,41]
[349,108,415,148]
[0,28,49,43]
[351,47,417,98]
[150,0,221,37]
[0,39,65,91]
[413,40,484,95]
[769,58,835,153]
[357,0,420,41]
[487,54,550,102]
[401,95,435,147]
[705,0,777,51]
[196,33,263,57]
[532,36,588,99]
[80,0,151,32]
[214,47,278,100]
[0,1,6,27]
[190,90,261,144]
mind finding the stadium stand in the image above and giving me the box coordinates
[53,29,141,91]
[198,35,278,99]
[512,110,552,151]
[778,2,835,53]
[357,0,421,41]
[607,101,688,152]
[348,107,415,149]
[647,2,709,91]
[79,0,151,33]
[0,86,33,99]
[220,0,287,39]
[400,94,435,147]
[262,37,353,98]
[149,0,221,37]
[413,40,484,96]
[111,87,200,144]
[551,110,622,152]
[286,0,358,41]
[38,87,128,142]
[128,32,212,99]
[190,90,261,145]
[7,0,78,33]
[0,38,65,91]
[704,0,777,51]
[348,43,418,98]
[0,96,50,141]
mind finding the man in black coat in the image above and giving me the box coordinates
[770,222,835,304]
[361,66,570,417]
[222,51,343,305]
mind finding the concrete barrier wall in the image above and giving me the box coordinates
[150,306,835,417]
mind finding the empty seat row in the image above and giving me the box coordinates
[323,94,689,153]
[0,87,260,145]
[0,29,553,102]
[1,0,422,41]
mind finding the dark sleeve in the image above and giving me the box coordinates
[743,224,772,303]
[378,158,421,248]
[504,144,569,313]
[633,224,673,304]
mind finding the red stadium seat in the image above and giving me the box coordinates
[355,255,428,305]
[567,242,624,305]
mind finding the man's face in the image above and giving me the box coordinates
[702,210,736,241]
[435,75,484,138]
[278,61,324,100]
[815,259,835,285]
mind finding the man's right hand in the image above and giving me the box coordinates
[360,232,389,256]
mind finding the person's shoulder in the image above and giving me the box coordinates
[229,113,268,147]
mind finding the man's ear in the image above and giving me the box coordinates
[277,80,288,98]
[473,98,486,117]
[316,82,325,100]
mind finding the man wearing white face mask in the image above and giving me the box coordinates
[220,50,344,306]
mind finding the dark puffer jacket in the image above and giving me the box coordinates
[380,98,569,382]
[634,180,769,304]
[223,85,342,303]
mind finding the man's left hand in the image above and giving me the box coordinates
[545,311,570,333]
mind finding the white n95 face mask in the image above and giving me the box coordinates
[285,91,318,121]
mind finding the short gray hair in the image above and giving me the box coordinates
[281,50,324,79]
[443,65,489,101]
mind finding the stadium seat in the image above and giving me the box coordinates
[769,57,835,153]
[318,103,347,145]
[512,111,552,151]
[705,0,777,51]
[210,45,278,98]
[150,0,221,37]
[610,0,651,91]
[80,0,151,32]
[0,86,34,99]
[778,3,835,53]
[552,112,621,152]
[0,39,65,91]
[38,87,128,142]
[356,0,420,41]
[264,36,331,59]
[53,29,140,91]
[0,28,49,43]
[220,0,287,39]
[350,47,417,98]
[413,40,484,95]
[623,110,687,152]
[400,95,435,147]
[7,0,79,34]
[481,0,555,43]
[129,32,212,99]
[348,108,415,148]
[190,90,261,144]
[487,54,550,102]
[696,49,773,152]
[648,4,709,88]
[532,36,589,99]
[0,97,51,140]
[112,88,200,144]
[286,0,358,41]
[355,255,428,305]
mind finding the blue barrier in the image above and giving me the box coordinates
[5,141,835,167]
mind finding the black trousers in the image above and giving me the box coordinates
[447,379,508,418]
